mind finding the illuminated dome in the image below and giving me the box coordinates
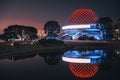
[69,9,98,24]
[69,63,99,78]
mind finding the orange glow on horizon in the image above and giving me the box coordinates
[0,19,44,34]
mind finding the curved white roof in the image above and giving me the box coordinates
[62,24,96,30]
[62,56,91,63]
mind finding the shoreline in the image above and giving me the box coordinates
[0,40,119,61]
[0,40,119,55]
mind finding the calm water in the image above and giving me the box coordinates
[0,47,120,80]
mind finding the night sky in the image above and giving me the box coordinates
[0,0,120,33]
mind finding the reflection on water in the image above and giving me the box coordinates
[0,47,120,80]
[62,49,107,78]
[0,52,37,61]
[69,63,99,78]
[62,50,106,64]
[62,48,120,79]
[39,53,61,65]
[9,53,36,61]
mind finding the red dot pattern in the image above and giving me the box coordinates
[69,63,99,78]
[69,9,98,24]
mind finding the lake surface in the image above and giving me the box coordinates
[0,46,120,80]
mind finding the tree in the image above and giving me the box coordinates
[24,26,38,40]
[113,18,120,40]
[97,17,113,40]
[1,25,38,41]
[44,21,60,39]
[0,34,1,39]
[39,53,61,65]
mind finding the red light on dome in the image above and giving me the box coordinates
[69,9,98,24]
[69,63,99,78]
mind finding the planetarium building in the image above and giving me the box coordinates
[60,9,107,40]
[61,24,107,40]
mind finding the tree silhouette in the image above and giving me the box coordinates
[24,26,38,40]
[39,53,61,65]
[0,34,1,39]
[44,55,60,65]
[44,21,60,39]
[1,25,38,41]
[113,18,120,40]
[97,17,113,40]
